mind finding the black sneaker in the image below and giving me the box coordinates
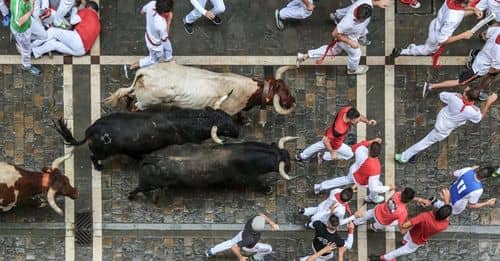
[422,81,430,98]
[205,249,214,258]
[369,255,383,261]
[183,19,194,34]
[210,15,222,25]
[466,48,479,69]
[294,153,303,162]
[391,47,402,57]
[123,64,131,80]
[298,207,305,214]
[408,155,417,164]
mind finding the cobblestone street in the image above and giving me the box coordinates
[0,0,499,260]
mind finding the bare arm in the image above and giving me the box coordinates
[332,28,359,49]
[400,220,412,234]
[442,31,474,45]
[305,243,337,261]
[230,245,247,261]
[16,0,34,27]
[359,115,377,125]
[258,212,280,230]
[166,12,173,35]
[322,136,337,159]
[481,93,498,118]
[467,198,496,209]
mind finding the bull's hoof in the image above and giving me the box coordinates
[128,193,138,201]
[263,186,274,195]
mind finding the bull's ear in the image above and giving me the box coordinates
[42,167,52,174]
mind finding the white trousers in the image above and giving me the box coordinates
[383,233,423,260]
[32,27,85,58]
[184,0,226,24]
[300,243,335,261]
[316,173,379,201]
[0,0,9,17]
[139,35,173,68]
[401,19,440,56]
[353,208,398,230]
[308,43,361,71]
[31,17,48,41]
[209,231,272,260]
[13,28,33,68]
[300,140,354,161]
[279,0,312,20]
[54,0,74,26]
[400,128,449,162]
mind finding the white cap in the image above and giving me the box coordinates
[251,216,266,231]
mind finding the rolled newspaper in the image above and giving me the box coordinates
[470,12,496,34]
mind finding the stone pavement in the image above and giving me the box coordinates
[0,0,499,260]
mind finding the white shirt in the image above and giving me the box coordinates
[472,26,500,76]
[476,0,500,22]
[336,0,372,40]
[432,0,465,43]
[312,189,355,226]
[143,1,168,51]
[434,92,482,135]
[450,167,483,214]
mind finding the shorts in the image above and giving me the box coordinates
[458,68,480,85]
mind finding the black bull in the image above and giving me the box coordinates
[128,137,298,199]
[53,107,239,170]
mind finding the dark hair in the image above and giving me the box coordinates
[455,0,470,4]
[355,4,372,21]
[465,88,480,102]
[346,107,360,120]
[369,142,381,157]
[477,166,497,179]
[401,187,416,203]
[156,0,174,13]
[435,205,452,220]
[340,187,354,202]
[328,214,340,227]
[86,1,99,12]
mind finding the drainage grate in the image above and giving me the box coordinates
[76,212,93,246]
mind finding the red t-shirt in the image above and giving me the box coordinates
[351,140,381,186]
[409,211,449,245]
[325,106,351,150]
[75,8,101,53]
[374,192,408,225]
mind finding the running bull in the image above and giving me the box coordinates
[0,149,78,215]
[104,62,297,126]
[53,95,239,170]
[128,136,298,199]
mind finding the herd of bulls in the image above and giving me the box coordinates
[0,63,299,215]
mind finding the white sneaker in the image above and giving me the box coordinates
[275,9,284,30]
[347,65,369,75]
[368,195,385,204]
[313,184,321,195]
[410,1,421,8]
[296,52,306,68]
[329,12,340,24]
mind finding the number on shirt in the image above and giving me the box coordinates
[455,179,467,194]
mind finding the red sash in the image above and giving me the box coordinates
[431,45,447,68]
[316,39,339,65]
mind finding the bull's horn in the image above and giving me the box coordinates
[278,161,291,180]
[278,136,299,149]
[274,66,294,80]
[47,188,63,216]
[214,90,233,110]
[273,95,295,115]
[51,147,75,170]
[103,86,135,107]
[211,126,224,144]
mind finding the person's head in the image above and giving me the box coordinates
[340,187,354,202]
[400,187,416,203]
[86,1,99,12]
[346,107,361,124]
[354,4,373,22]
[435,205,452,221]
[476,166,498,180]
[369,142,381,158]
[251,216,266,231]
[156,0,174,14]
[327,215,340,230]
[454,0,470,7]
[463,86,480,102]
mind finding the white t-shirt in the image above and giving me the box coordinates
[434,92,482,135]
[143,1,168,51]
[432,0,465,43]
[311,189,355,226]
[450,167,483,214]
[472,26,500,76]
[336,0,372,40]
[476,0,500,22]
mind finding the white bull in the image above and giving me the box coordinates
[104,62,296,122]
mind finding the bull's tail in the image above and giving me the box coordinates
[103,73,143,107]
[53,118,88,146]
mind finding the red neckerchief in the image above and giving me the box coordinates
[432,45,447,68]
[335,193,353,215]
[460,95,474,112]
[469,0,480,7]
[41,173,50,189]
[316,39,339,65]
[496,35,500,44]
[446,0,466,10]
